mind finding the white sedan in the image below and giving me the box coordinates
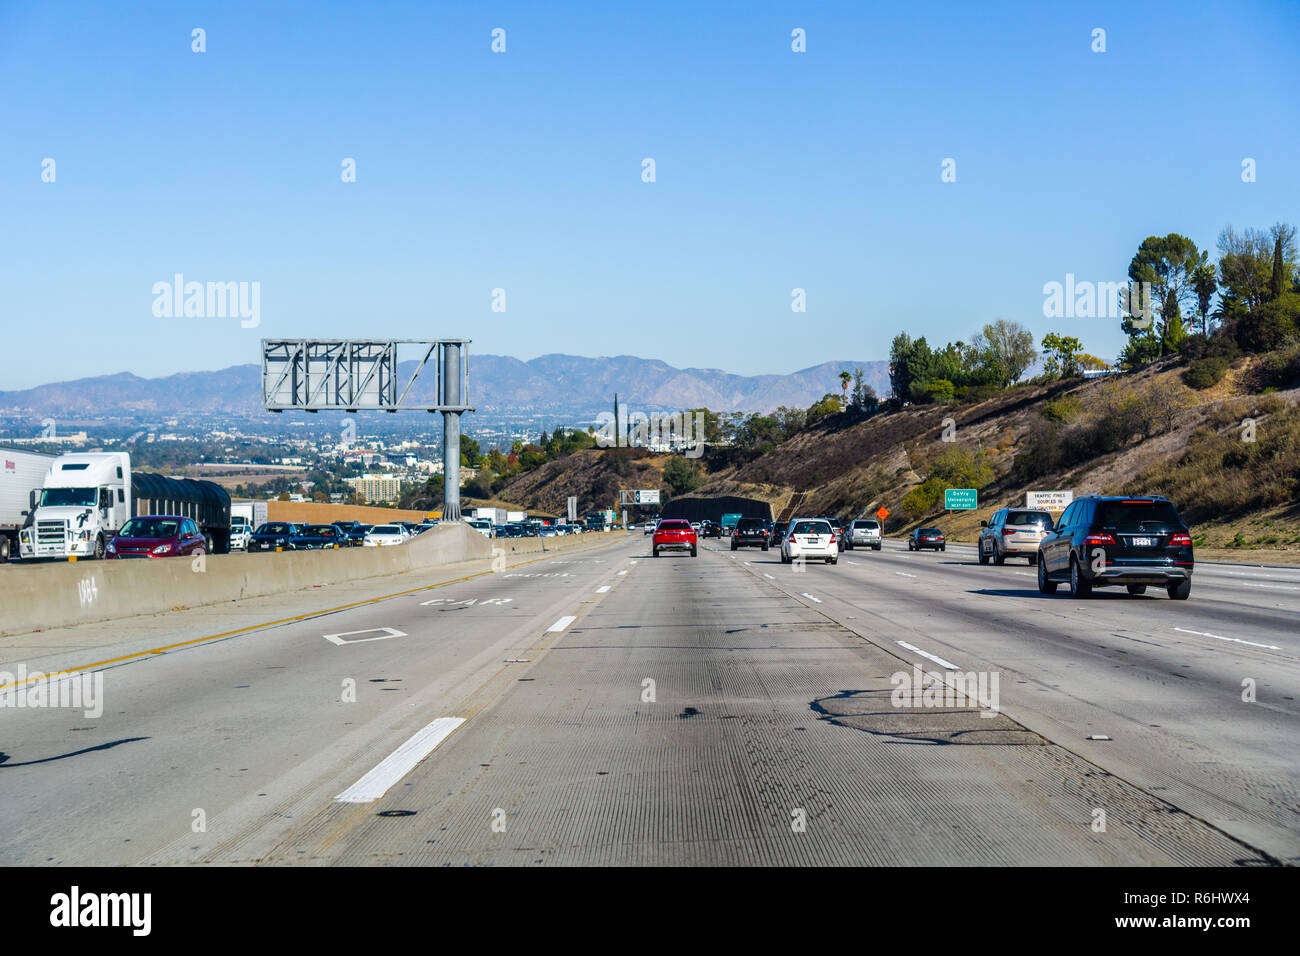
[363,524,409,547]
[780,518,838,565]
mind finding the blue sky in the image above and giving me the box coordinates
[1,0,1297,389]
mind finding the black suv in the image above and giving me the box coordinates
[701,520,722,538]
[731,517,771,551]
[1037,495,1193,600]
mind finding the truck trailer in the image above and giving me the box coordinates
[18,452,232,560]
[0,447,58,562]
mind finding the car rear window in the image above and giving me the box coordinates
[919,528,942,535]
[737,518,765,530]
[1006,511,1053,527]
[1095,500,1182,527]
[853,520,879,529]
[791,521,830,535]
[658,520,691,530]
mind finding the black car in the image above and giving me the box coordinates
[248,522,300,552]
[731,517,771,551]
[909,527,946,551]
[290,524,343,550]
[822,517,847,552]
[701,520,722,539]
[1037,495,1193,600]
[771,520,789,547]
[332,521,368,546]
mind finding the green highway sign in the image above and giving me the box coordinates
[944,488,977,510]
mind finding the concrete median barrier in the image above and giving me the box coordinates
[0,525,624,637]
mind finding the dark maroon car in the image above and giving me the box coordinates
[106,515,208,559]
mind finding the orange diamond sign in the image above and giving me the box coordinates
[876,507,890,521]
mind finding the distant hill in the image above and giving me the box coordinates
[0,355,891,422]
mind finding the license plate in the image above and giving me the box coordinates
[1132,537,1153,547]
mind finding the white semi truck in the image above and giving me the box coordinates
[0,447,58,562]
[17,451,232,560]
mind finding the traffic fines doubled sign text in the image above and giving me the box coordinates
[1026,490,1073,511]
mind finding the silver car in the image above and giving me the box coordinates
[978,508,1054,565]
[847,518,882,551]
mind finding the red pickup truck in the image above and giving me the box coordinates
[652,519,697,558]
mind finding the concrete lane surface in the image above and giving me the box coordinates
[0,532,1294,865]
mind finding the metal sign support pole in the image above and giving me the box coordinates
[441,342,463,522]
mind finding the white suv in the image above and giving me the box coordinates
[229,516,251,551]
[780,518,838,565]
[847,519,882,551]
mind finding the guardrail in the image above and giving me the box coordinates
[0,526,615,637]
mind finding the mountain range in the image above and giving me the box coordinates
[0,355,891,424]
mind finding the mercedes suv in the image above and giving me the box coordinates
[1037,495,1194,600]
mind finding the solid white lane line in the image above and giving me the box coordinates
[548,615,577,632]
[897,641,959,670]
[334,716,466,803]
[1209,569,1300,581]
[801,592,822,603]
[1173,627,1280,650]
[896,571,917,579]
[1236,582,1300,592]
[595,585,611,593]
[763,573,775,579]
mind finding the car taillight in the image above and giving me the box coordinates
[1169,533,1192,546]
[1084,533,1115,547]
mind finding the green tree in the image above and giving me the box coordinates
[1127,234,1204,358]
[1192,263,1217,335]
[838,370,852,407]
[967,320,1035,386]
[662,456,704,496]
[1041,332,1084,378]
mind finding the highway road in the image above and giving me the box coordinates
[1,533,1296,865]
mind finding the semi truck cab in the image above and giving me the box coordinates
[19,453,130,560]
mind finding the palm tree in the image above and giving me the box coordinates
[839,370,851,407]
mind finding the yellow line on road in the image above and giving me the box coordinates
[0,543,614,691]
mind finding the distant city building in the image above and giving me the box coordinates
[344,473,413,503]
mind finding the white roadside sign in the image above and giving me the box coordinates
[1026,490,1073,511]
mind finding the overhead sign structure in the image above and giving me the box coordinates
[944,488,978,510]
[262,339,472,520]
[1027,490,1073,511]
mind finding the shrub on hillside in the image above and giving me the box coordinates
[1249,341,1300,392]
[662,456,704,496]
[1130,399,1300,522]
[1042,394,1084,423]
[1012,421,1065,482]
[955,384,1002,403]
[1183,356,1231,389]
[900,477,945,520]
